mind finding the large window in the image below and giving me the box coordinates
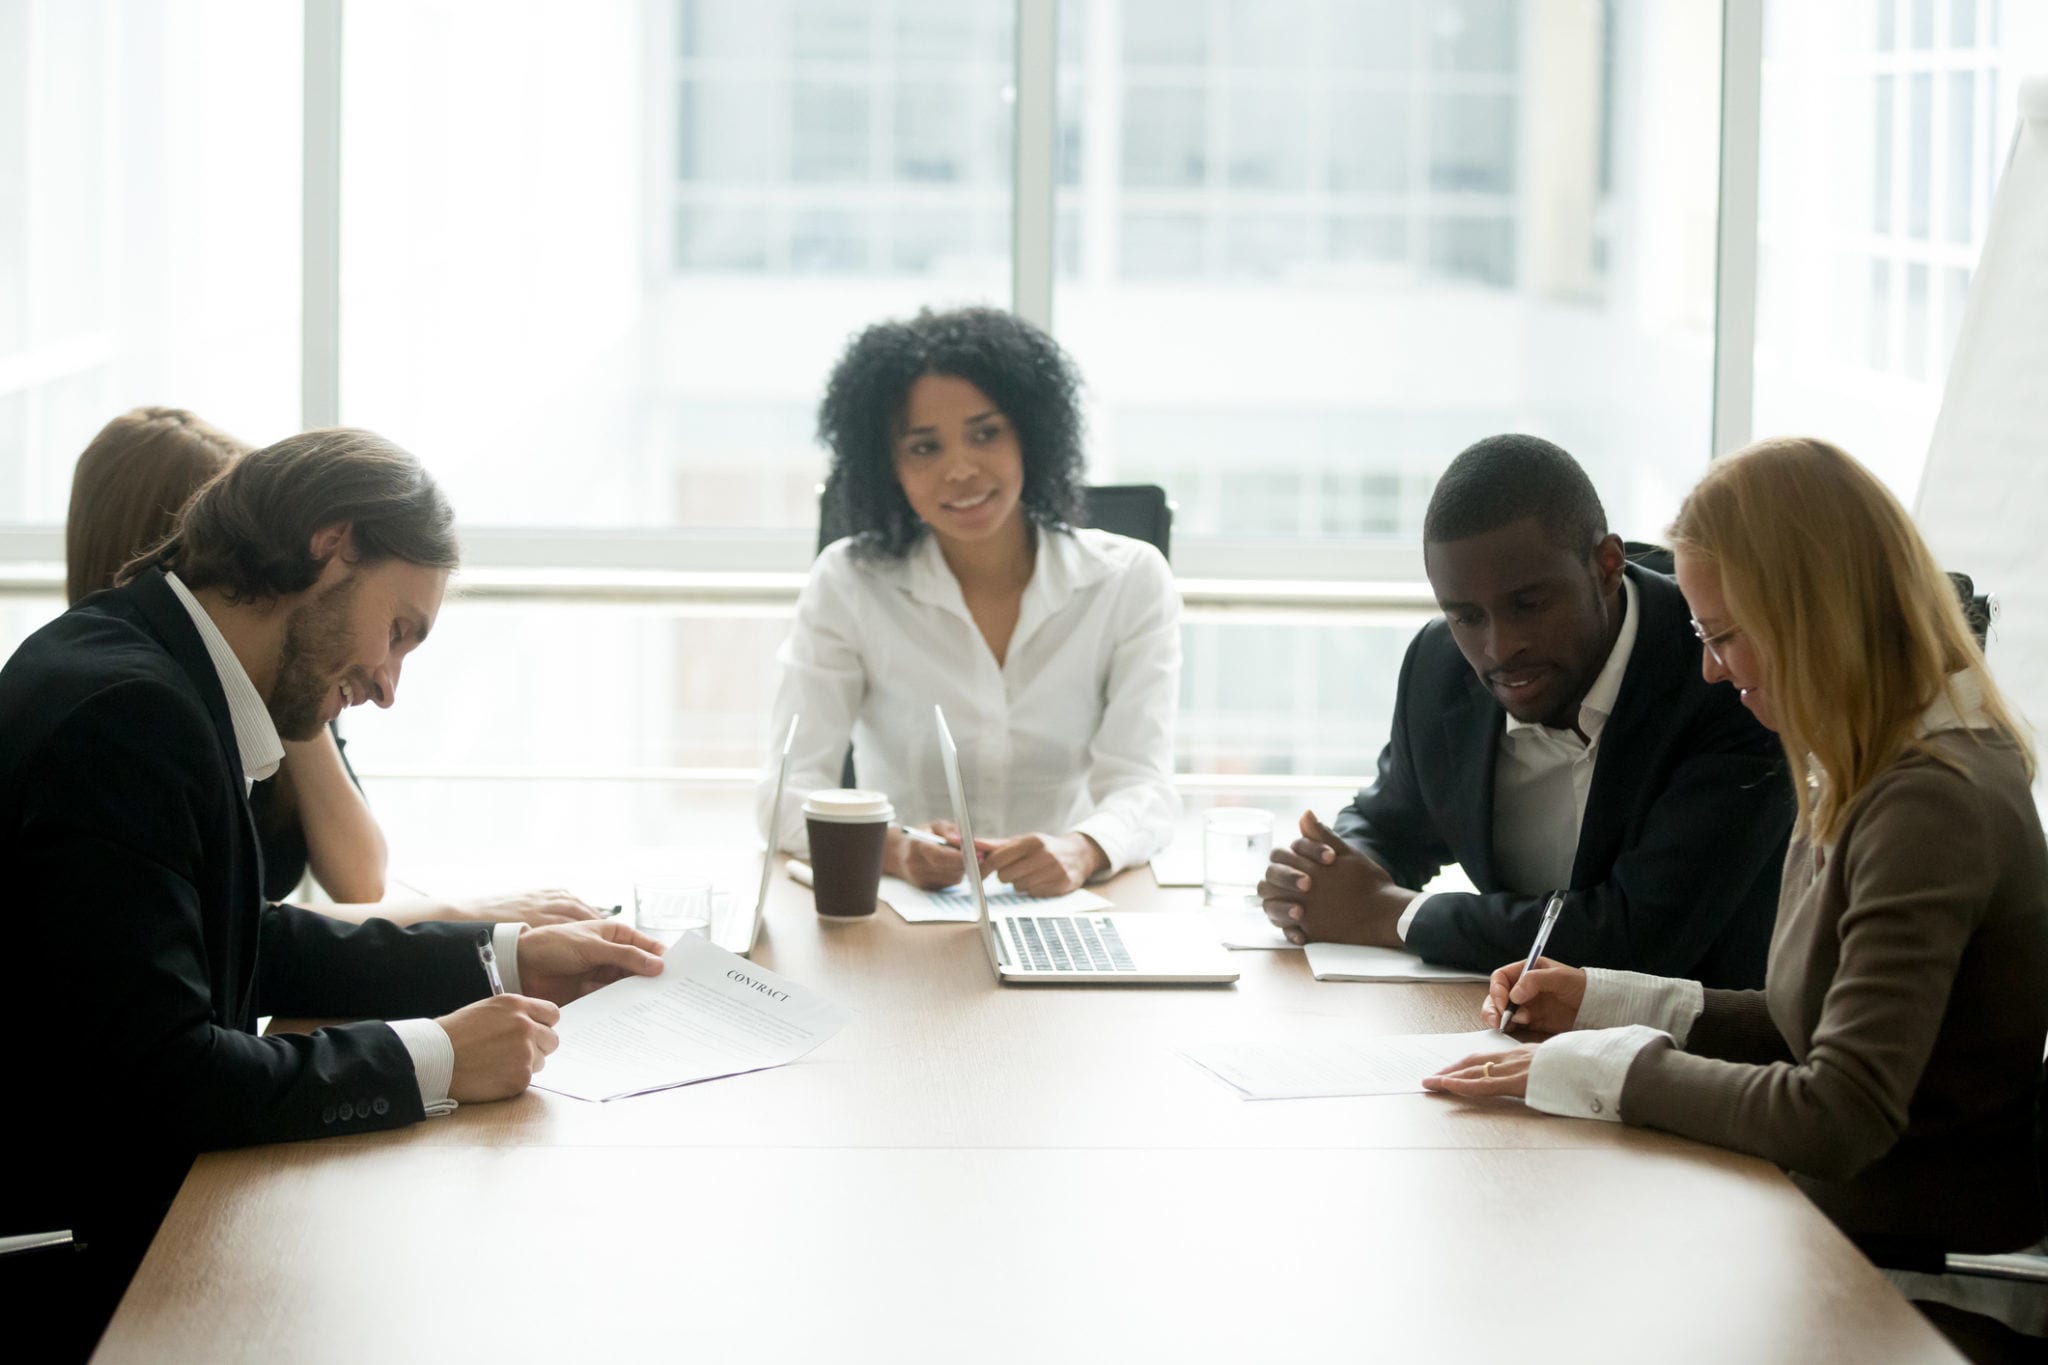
[339,0,1014,530]
[1753,0,2048,494]
[9,1,2048,842]
[0,0,302,517]
[1055,0,1723,549]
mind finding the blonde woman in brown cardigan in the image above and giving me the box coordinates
[1425,438,2048,1288]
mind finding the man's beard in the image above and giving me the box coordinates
[269,572,363,741]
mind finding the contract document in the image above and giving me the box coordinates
[1180,1029,1513,1100]
[533,936,851,1103]
[1304,942,1488,982]
[878,873,1110,923]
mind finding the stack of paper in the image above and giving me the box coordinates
[1217,907,1303,951]
[1148,845,1204,887]
[1304,942,1489,982]
[1180,1029,1515,1100]
[534,936,851,1103]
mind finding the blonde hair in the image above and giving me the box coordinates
[65,407,249,605]
[1668,436,2031,844]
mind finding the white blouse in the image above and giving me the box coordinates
[758,526,1182,876]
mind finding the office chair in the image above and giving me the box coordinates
[1621,540,1675,576]
[1948,572,1994,648]
[815,481,1175,787]
[815,481,1173,560]
[1624,543,1992,650]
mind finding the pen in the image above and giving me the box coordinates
[477,929,506,996]
[1497,891,1565,1034]
[898,825,955,850]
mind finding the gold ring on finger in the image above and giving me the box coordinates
[1482,1061,1494,1079]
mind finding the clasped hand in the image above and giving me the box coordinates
[437,920,666,1102]
[1420,956,1588,1101]
[1257,811,1412,947]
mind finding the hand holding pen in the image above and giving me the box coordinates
[890,821,994,891]
[1483,892,1590,1035]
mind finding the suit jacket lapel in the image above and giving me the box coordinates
[1572,565,1684,886]
[120,570,269,1019]
[1439,673,1502,889]
[125,571,247,787]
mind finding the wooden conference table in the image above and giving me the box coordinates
[96,864,1956,1363]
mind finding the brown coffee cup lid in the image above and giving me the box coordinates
[802,789,896,824]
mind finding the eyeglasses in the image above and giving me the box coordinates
[1690,617,1743,668]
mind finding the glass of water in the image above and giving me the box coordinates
[634,874,713,939]
[1202,807,1275,905]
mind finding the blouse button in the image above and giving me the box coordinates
[1590,1099,1605,1114]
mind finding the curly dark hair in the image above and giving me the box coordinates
[817,306,1086,559]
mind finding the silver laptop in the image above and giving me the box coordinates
[715,713,797,957]
[935,706,1237,986]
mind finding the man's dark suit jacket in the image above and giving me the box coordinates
[0,570,488,1352]
[1335,563,1792,988]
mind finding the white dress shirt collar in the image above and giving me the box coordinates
[900,522,1122,605]
[1920,667,1992,735]
[163,571,286,784]
[1503,572,1640,746]
[900,523,1126,660]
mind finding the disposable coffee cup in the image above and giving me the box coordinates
[803,789,894,918]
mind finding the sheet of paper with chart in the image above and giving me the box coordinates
[533,936,851,1103]
[1179,1029,1513,1100]
[878,873,1111,923]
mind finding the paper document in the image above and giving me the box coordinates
[879,873,1111,924]
[1149,845,1204,887]
[533,936,851,1103]
[1218,907,1303,951]
[1305,942,1489,982]
[1181,1029,1514,1100]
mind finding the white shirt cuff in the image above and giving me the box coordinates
[1072,813,1148,880]
[1577,968,1703,1044]
[1394,892,1437,943]
[1525,1024,1669,1123]
[493,922,526,995]
[387,1017,458,1117]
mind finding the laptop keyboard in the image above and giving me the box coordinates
[1005,915,1136,973]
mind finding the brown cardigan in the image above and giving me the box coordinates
[1621,728,2048,1254]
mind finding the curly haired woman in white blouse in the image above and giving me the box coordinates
[758,307,1180,897]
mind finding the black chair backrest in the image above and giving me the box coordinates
[1622,540,1675,576]
[1624,542,1992,650]
[1074,484,1172,560]
[1948,572,1993,649]
[817,482,1174,562]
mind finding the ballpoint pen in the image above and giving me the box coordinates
[1497,891,1565,1034]
[898,825,956,849]
[476,929,506,996]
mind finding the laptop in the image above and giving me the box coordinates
[935,706,1237,985]
[714,713,797,957]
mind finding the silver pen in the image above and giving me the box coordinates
[1497,891,1565,1033]
[476,929,506,996]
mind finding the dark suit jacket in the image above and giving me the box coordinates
[0,570,488,1343]
[1334,564,1791,987]
[248,719,363,900]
